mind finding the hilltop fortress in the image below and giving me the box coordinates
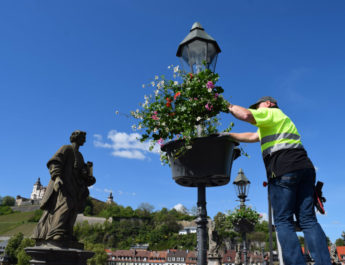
[15,178,46,207]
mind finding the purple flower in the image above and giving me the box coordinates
[206,81,214,89]
[214,93,219,99]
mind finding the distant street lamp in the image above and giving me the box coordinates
[233,169,251,265]
[233,168,250,209]
[176,22,221,265]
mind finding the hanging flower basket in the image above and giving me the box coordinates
[125,66,238,165]
[161,134,240,187]
[233,218,255,233]
[227,206,261,233]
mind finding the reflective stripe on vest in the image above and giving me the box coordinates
[261,133,301,145]
[262,142,304,158]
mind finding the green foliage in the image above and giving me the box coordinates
[74,207,196,251]
[0,205,14,215]
[5,232,26,264]
[335,238,345,246]
[83,197,108,216]
[84,242,108,265]
[137,202,155,214]
[98,204,137,219]
[17,237,35,265]
[1,196,15,206]
[227,206,261,227]
[28,209,43,222]
[128,66,234,164]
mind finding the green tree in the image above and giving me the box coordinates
[5,232,24,264]
[2,195,15,206]
[85,242,108,265]
[335,238,345,246]
[0,205,13,215]
[138,202,155,213]
[17,238,35,265]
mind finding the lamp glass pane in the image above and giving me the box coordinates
[179,40,207,73]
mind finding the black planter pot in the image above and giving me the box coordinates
[161,134,240,187]
[233,219,255,233]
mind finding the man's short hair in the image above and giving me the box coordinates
[249,96,279,109]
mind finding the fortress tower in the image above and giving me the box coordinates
[30,177,46,200]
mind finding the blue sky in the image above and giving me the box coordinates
[1,1,344,242]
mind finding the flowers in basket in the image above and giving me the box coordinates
[128,64,234,165]
[227,206,262,228]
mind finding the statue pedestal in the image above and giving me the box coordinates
[207,255,222,265]
[25,245,94,265]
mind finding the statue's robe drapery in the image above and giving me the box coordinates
[33,145,95,241]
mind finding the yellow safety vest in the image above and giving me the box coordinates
[249,108,303,158]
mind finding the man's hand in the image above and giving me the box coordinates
[54,177,63,192]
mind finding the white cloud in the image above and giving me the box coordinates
[117,190,136,196]
[93,130,160,160]
[260,212,269,222]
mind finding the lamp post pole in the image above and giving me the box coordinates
[196,184,207,265]
[233,169,251,265]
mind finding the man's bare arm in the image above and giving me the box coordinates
[228,132,259,143]
[228,104,256,124]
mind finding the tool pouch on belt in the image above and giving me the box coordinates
[314,181,326,214]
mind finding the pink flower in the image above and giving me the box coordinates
[152,112,159,120]
[206,81,214,89]
[205,103,213,111]
[157,138,164,146]
[214,93,219,99]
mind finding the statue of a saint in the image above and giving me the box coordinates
[33,130,96,246]
[208,221,221,257]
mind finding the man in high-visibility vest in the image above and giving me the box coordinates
[227,96,331,265]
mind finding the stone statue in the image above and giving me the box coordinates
[208,221,221,257]
[235,244,242,265]
[32,130,96,247]
[330,244,340,264]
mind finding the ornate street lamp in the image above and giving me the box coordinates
[175,22,222,265]
[176,22,221,74]
[233,168,251,209]
[233,169,251,265]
